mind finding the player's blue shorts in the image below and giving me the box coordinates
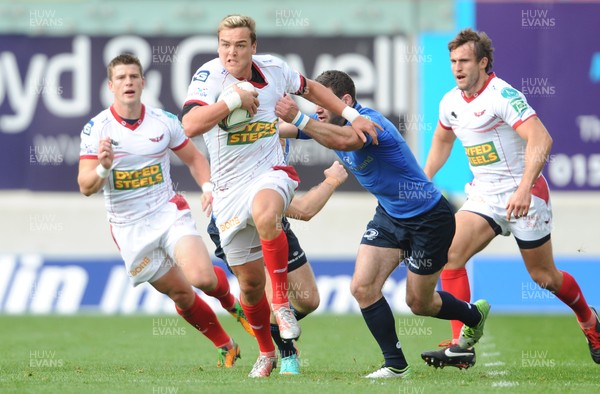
[360,196,455,275]
[207,216,308,274]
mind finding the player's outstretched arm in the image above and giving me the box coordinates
[275,95,363,151]
[78,137,113,196]
[278,118,299,139]
[300,79,381,144]
[423,122,457,180]
[286,161,348,221]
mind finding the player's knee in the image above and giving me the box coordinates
[253,212,279,236]
[292,292,320,314]
[169,288,195,309]
[193,275,217,292]
[405,294,431,316]
[306,292,320,312]
[408,303,430,316]
[182,265,217,291]
[238,276,264,295]
[350,281,372,303]
[446,250,468,269]
[349,280,361,300]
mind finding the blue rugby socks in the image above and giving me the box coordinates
[361,297,408,368]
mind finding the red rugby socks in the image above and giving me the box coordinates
[441,268,471,343]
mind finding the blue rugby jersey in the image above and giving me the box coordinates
[298,103,441,219]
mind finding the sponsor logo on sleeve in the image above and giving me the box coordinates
[501,87,520,99]
[193,70,210,82]
[82,120,93,135]
[464,141,500,166]
[161,110,178,120]
[510,98,528,115]
[196,87,209,97]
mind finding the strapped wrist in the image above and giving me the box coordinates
[202,182,214,193]
[342,106,360,123]
[291,111,309,130]
[220,90,242,112]
[96,164,110,179]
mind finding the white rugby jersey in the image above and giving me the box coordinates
[80,105,188,224]
[184,54,306,191]
[439,73,538,194]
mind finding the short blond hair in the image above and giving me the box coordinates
[218,14,256,44]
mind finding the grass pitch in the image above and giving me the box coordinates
[0,313,597,393]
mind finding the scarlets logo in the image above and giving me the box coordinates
[149,134,164,143]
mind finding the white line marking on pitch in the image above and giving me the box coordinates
[482,351,501,357]
[492,381,519,388]
[484,361,505,367]
[486,370,508,376]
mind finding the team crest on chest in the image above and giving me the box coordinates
[149,134,165,143]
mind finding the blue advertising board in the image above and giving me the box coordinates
[1,254,598,315]
[471,256,600,314]
[0,254,407,315]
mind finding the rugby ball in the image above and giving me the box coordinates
[218,81,256,132]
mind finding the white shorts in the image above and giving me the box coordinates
[110,195,200,286]
[460,176,552,242]
[213,167,298,267]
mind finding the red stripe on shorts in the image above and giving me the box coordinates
[531,176,550,205]
[273,165,301,184]
[170,194,190,210]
